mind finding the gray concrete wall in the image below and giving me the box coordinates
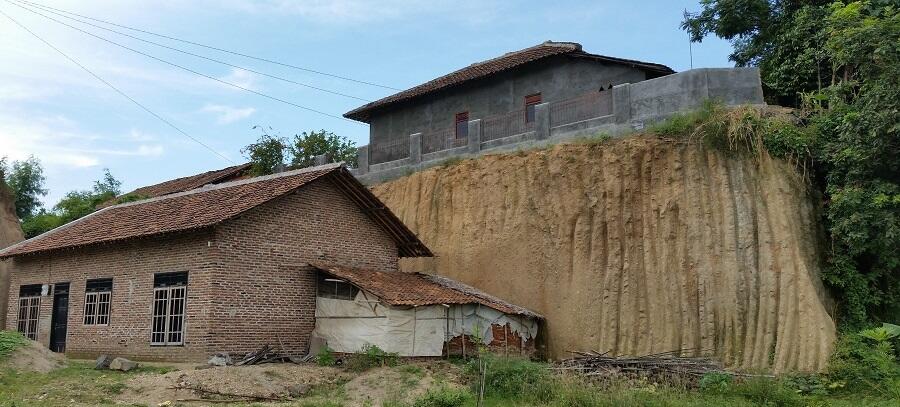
[368,55,648,163]
[355,67,765,185]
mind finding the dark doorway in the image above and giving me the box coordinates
[49,283,70,353]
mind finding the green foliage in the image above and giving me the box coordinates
[289,129,358,169]
[464,356,551,400]
[240,127,357,175]
[0,155,47,219]
[240,126,289,176]
[346,344,399,372]
[732,377,803,407]
[0,331,27,360]
[699,372,733,394]
[685,0,900,327]
[316,346,336,367]
[18,168,124,238]
[827,326,900,395]
[412,386,473,407]
[783,374,829,396]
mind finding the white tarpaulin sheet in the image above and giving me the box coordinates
[312,290,539,357]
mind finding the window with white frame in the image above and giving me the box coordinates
[17,284,41,340]
[151,271,187,346]
[83,278,112,325]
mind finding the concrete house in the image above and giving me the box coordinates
[344,41,674,164]
[0,164,540,361]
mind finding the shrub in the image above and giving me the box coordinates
[827,325,900,394]
[733,377,802,407]
[699,372,733,394]
[346,344,399,372]
[0,331,27,360]
[412,386,473,407]
[315,346,336,367]
[464,355,551,399]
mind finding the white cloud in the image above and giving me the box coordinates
[217,68,258,90]
[201,104,257,124]
[210,0,497,24]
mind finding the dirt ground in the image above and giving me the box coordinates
[118,361,462,406]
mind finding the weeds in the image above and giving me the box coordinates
[316,345,336,367]
[346,344,399,372]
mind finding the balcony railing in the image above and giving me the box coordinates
[549,90,613,126]
[422,127,462,155]
[482,108,534,142]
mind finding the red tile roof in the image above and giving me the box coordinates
[344,41,673,123]
[1,164,431,258]
[313,263,542,318]
[98,163,252,208]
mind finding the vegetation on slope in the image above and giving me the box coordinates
[684,0,899,328]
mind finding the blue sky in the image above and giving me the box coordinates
[0,0,734,206]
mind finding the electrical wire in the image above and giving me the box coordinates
[13,0,372,102]
[17,0,401,91]
[6,1,362,124]
[0,8,235,164]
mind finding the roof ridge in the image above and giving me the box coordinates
[112,162,343,210]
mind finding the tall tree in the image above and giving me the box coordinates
[20,168,125,238]
[0,155,48,220]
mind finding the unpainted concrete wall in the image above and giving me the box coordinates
[368,55,649,163]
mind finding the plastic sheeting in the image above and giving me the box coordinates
[312,290,540,357]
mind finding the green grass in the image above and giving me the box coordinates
[0,331,27,361]
[0,360,173,406]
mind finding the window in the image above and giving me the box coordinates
[151,272,187,346]
[524,93,542,123]
[455,112,469,139]
[317,273,359,300]
[17,284,41,340]
[83,278,112,326]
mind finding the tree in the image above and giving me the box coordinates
[289,130,357,169]
[0,155,48,220]
[20,168,125,238]
[240,126,289,176]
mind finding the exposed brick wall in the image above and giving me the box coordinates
[3,177,401,362]
[4,230,215,361]
[207,178,399,357]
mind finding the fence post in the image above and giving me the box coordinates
[467,119,482,154]
[409,132,422,164]
[356,145,369,175]
[535,103,550,140]
[612,83,632,124]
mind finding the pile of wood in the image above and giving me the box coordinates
[556,350,727,382]
[235,345,291,365]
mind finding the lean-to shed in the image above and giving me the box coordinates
[310,264,543,357]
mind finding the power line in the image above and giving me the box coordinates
[6,1,362,125]
[0,8,235,164]
[18,0,401,91]
[13,0,372,102]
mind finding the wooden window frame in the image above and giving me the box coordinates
[83,278,112,326]
[455,112,469,139]
[17,296,40,340]
[150,272,188,346]
[524,93,542,123]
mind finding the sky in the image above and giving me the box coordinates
[0,0,735,206]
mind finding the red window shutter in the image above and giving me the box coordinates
[524,93,542,123]
[455,112,469,139]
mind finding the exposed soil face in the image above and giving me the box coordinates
[2,339,66,373]
[0,182,24,328]
[372,137,836,372]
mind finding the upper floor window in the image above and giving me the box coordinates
[524,93,542,123]
[151,271,188,346]
[317,273,359,301]
[84,278,112,326]
[455,112,469,139]
[17,284,41,340]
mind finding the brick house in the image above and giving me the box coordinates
[0,164,432,361]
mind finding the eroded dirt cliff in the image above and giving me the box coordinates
[373,137,836,372]
[0,181,24,327]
